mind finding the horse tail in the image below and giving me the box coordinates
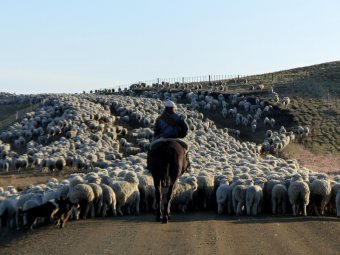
[161,145,173,188]
[161,163,171,188]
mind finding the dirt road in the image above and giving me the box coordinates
[1,213,339,255]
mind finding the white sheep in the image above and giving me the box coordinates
[110,171,140,216]
[67,183,95,220]
[100,183,117,217]
[195,173,214,210]
[171,176,198,213]
[216,183,232,215]
[246,185,263,216]
[232,184,248,216]
[264,117,270,126]
[288,175,310,216]
[330,184,340,215]
[0,196,18,228]
[88,183,104,216]
[282,96,290,106]
[271,184,288,215]
[310,179,331,216]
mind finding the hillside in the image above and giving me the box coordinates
[248,61,340,170]
[128,61,340,172]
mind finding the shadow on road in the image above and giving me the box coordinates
[1,212,339,247]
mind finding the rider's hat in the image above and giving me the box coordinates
[164,99,176,108]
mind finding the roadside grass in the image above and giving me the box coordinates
[0,168,78,191]
[280,143,340,174]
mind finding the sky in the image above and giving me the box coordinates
[0,0,339,94]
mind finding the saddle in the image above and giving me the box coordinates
[149,137,189,152]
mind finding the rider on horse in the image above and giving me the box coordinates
[147,100,191,223]
[153,99,189,140]
[147,99,190,173]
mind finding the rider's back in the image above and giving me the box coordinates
[154,111,188,139]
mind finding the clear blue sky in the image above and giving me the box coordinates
[0,0,339,94]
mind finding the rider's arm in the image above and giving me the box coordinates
[178,116,189,138]
[154,118,161,137]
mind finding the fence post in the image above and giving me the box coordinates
[209,75,211,84]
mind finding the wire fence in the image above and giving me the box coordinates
[95,71,311,93]
[111,74,250,91]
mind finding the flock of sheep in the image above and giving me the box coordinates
[0,86,339,230]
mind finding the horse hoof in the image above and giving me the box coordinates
[162,216,168,224]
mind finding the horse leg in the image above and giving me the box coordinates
[154,181,162,221]
[163,184,174,224]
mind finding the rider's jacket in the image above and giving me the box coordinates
[154,111,188,139]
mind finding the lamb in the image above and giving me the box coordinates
[232,183,251,216]
[143,185,156,212]
[69,175,84,188]
[13,156,28,172]
[330,184,340,215]
[279,126,286,134]
[271,184,288,215]
[171,176,198,213]
[263,179,281,213]
[67,183,95,220]
[264,117,270,126]
[65,129,78,139]
[297,126,310,138]
[55,157,66,171]
[251,123,257,133]
[0,196,18,228]
[310,179,331,216]
[110,171,140,216]
[288,175,310,216]
[246,185,263,216]
[0,159,10,172]
[46,158,56,172]
[100,184,117,217]
[216,183,232,215]
[88,183,104,216]
[195,173,214,210]
[282,96,290,106]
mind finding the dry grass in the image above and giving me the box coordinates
[248,62,340,172]
[280,143,340,174]
[0,103,31,122]
[0,168,78,191]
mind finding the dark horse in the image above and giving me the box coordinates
[147,140,190,223]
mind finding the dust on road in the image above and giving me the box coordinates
[1,213,339,255]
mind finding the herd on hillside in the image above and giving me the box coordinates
[0,84,339,231]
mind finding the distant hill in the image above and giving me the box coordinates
[247,61,340,166]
